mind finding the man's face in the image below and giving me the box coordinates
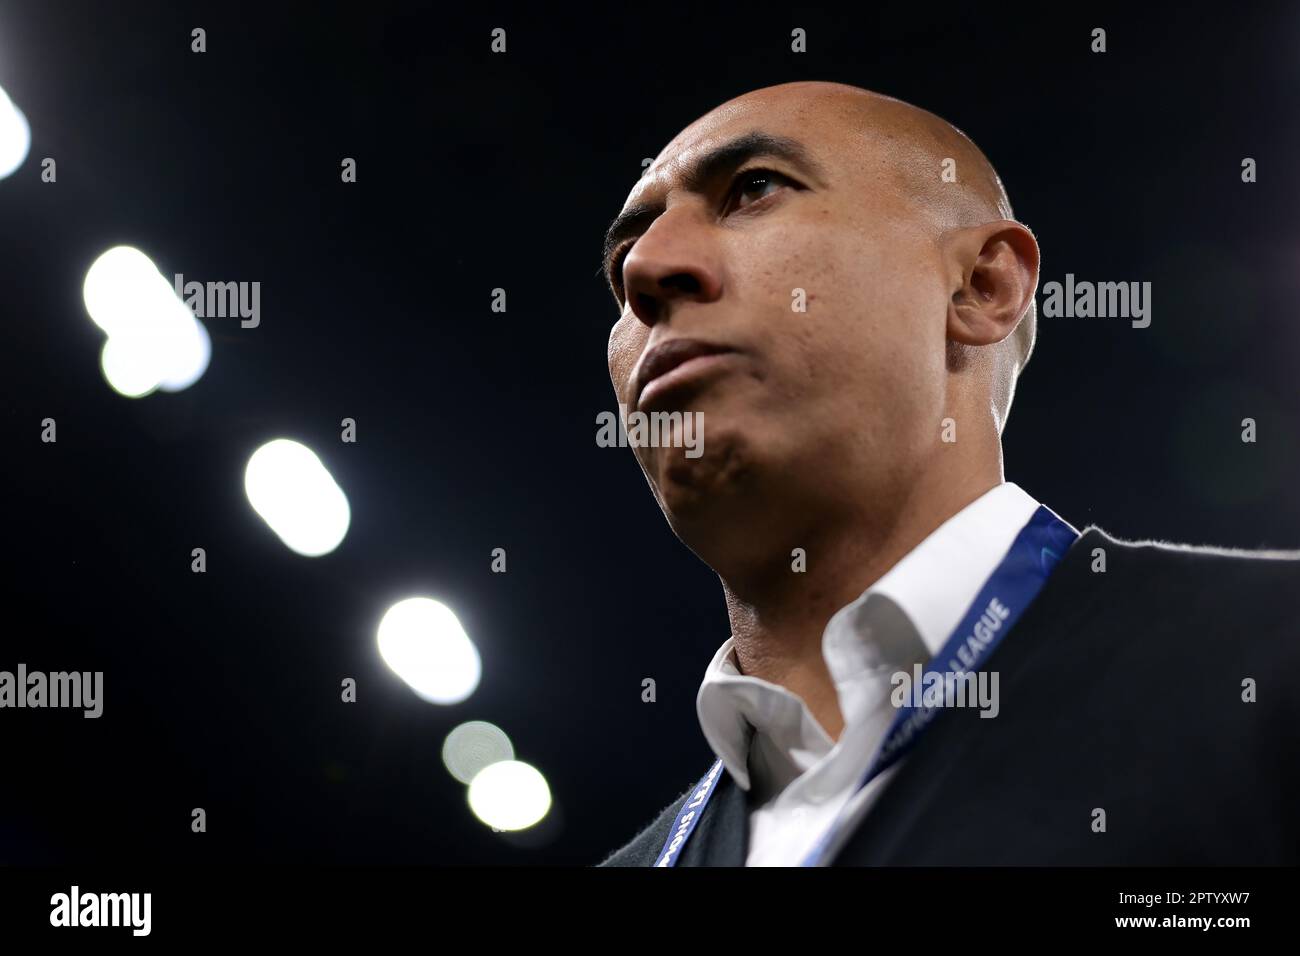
[604,88,952,548]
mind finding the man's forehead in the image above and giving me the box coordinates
[628,93,844,206]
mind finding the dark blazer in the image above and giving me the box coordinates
[600,526,1300,866]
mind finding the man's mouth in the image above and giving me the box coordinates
[633,338,736,411]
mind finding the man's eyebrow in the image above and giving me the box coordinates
[599,131,827,285]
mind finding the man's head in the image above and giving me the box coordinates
[603,81,1038,571]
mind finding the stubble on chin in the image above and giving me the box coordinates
[648,427,758,529]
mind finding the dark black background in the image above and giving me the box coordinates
[1,1,1297,865]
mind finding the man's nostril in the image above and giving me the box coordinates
[634,293,660,323]
[662,273,701,295]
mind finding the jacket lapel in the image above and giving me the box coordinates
[679,766,751,866]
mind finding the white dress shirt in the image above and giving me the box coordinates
[695,482,1066,866]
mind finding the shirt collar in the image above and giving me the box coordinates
[854,481,1046,658]
[696,482,1056,792]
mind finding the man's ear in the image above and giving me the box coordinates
[943,220,1039,348]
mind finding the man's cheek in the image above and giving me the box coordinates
[746,231,834,302]
[608,316,644,397]
[760,260,851,354]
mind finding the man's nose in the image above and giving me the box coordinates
[621,208,723,326]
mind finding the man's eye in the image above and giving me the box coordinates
[609,242,634,298]
[727,168,790,213]
[608,169,794,302]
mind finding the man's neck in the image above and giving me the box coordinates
[720,469,1002,742]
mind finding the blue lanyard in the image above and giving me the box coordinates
[653,757,725,866]
[653,505,1078,868]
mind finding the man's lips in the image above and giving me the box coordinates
[632,338,736,411]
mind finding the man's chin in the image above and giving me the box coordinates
[648,428,757,530]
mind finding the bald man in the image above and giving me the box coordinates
[596,82,1299,867]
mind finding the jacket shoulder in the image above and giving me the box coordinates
[1059,525,1300,664]
[596,784,693,867]
[1073,524,1300,587]
[1085,525,1300,565]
